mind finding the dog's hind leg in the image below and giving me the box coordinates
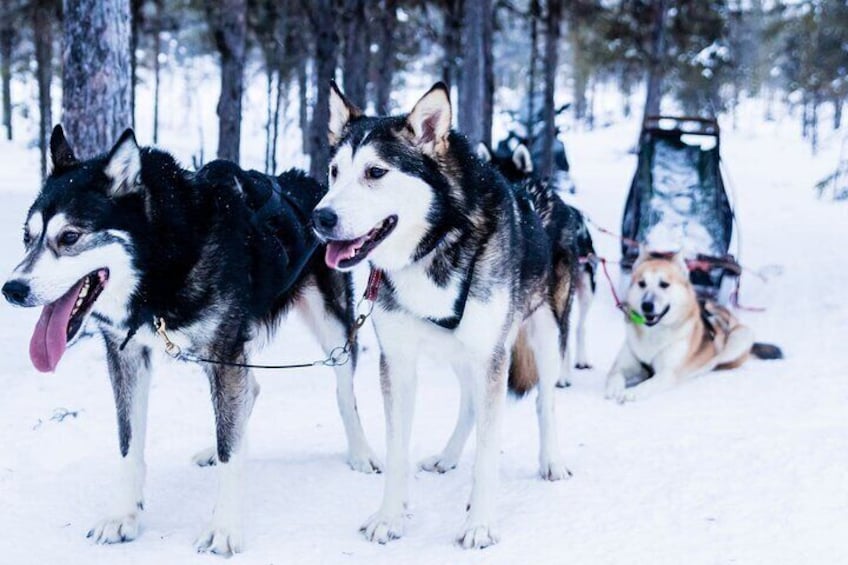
[554,261,576,388]
[297,284,381,473]
[88,335,152,545]
[419,367,474,473]
[194,360,259,557]
[574,267,594,370]
[457,349,508,549]
[528,309,571,481]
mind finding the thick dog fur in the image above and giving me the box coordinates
[604,251,781,402]
[315,82,572,549]
[477,142,598,383]
[2,126,379,556]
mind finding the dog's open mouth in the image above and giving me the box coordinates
[324,215,397,269]
[643,305,670,327]
[29,269,109,373]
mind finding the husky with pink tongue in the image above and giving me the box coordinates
[2,125,380,557]
[313,83,574,550]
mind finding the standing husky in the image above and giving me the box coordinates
[2,126,379,556]
[605,252,782,403]
[314,82,571,549]
[477,141,598,381]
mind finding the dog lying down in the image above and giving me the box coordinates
[605,251,782,403]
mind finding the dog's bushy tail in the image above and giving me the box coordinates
[508,327,539,396]
[751,342,784,360]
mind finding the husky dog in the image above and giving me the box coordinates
[477,141,597,382]
[1,126,379,556]
[604,252,782,403]
[314,82,572,549]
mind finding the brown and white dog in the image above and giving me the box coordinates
[605,252,781,402]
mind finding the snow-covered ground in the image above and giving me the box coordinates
[0,87,846,565]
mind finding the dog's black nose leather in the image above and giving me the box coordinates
[313,208,338,232]
[2,280,30,305]
[641,301,654,314]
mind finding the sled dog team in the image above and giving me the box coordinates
[1,82,777,556]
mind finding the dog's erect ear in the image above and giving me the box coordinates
[670,250,689,274]
[512,144,534,174]
[328,80,362,147]
[475,142,492,163]
[634,246,651,266]
[104,129,142,198]
[406,82,451,154]
[49,125,78,172]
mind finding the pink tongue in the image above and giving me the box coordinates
[325,236,367,269]
[29,279,84,373]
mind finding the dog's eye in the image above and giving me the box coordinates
[366,167,387,180]
[58,230,81,247]
[329,164,338,180]
[659,281,669,289]
[638,280,646,289]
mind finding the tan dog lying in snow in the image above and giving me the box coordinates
[605,252,781,402]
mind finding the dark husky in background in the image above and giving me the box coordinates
[1,126,379,556]
[477,141,598,383]
[313,82,573,549]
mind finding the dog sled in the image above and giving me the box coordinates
[620,116,740,303]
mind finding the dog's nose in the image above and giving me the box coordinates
[2,279,30,306]
[312,207,338,232]
[641,301,654,314]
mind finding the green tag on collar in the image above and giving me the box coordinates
[629,309,646,325]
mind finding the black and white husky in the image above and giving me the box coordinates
[314,82,573,549]
[477,141,598,382]
[1,126,379,556]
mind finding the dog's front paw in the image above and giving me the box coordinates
[360,512,405,544]
[194,525,243,557]
[192,446,218,468]
[87,513,140,544]
[575,362,592,370]
[539,460,572,481]
[418,454,459,474]
[458,522,499,549]
[348,448,383,474]
[604,373,627,403]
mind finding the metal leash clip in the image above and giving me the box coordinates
[154,317,182,358]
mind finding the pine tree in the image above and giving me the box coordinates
[204,0,247,163]
[62,0,133,157]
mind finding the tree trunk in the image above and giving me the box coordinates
[374,0,396,114]
[642,0,668,125]
[0,9,14,142]
[205,0,247,163]
[130,0,142,129]
[539,0,561,179]
[526,0,540,145]
[307,0,338,181]
[458,0,491,146]
[152,0,162,144]
[62,0,133,157]
[342,0,368,108]
[33,0,54,180]
[441,0,462,88]
[298,56,310,155]
[270,73,285,173]
[834,96,843,130]
[264,67,274,174]
[482,5,494,146]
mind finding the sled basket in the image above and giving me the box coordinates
[620,116,738,302]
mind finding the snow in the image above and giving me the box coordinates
[0,90,846,565]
